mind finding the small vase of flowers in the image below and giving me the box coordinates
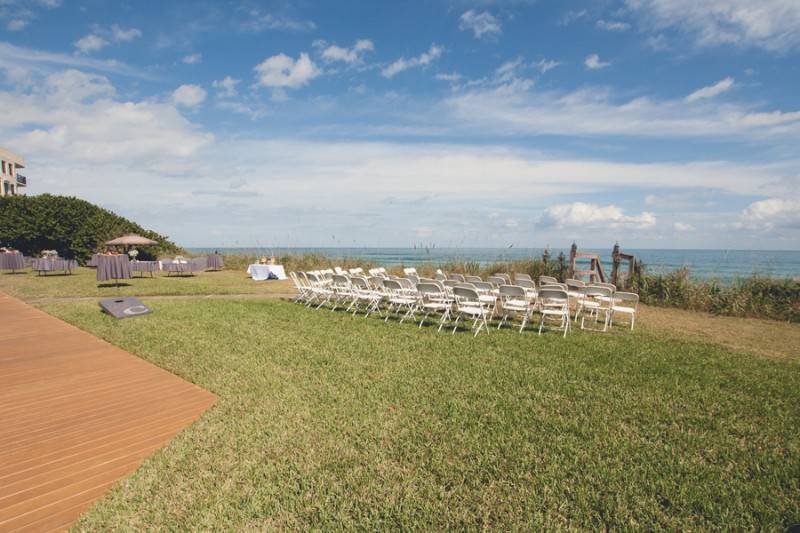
[128,249,139,262]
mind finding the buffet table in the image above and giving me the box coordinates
[0,252,25,272]
[207,253,224,270]
[96,254,132,283]
[130,260,161,277]
[247,264,287,281]
[32,258,77,275]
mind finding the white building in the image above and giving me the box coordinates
[0,147,26,197]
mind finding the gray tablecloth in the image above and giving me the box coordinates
[164,260,202,274]
[0,252,24,270]
[32,258,77,273]
[131,261,160,274]
[96,255,132,281]
[207,254,224,270]
[87,254,100,267]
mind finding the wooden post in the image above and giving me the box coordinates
[568,242,577,279]
[611,242,621,287]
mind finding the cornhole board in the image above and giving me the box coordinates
[99,296,152,319]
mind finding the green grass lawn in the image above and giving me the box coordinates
[0,267,292,299]
[37,298,799,530]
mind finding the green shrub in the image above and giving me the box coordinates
[0,194,181,263]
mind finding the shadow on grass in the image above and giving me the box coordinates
[97,282,133,288]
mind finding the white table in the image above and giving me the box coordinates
[247,264,287,281]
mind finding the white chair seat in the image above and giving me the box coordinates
[612,305,635,314]
[460,306,485,316]
[540,308,566,316]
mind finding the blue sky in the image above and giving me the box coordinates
[1,0,799,249]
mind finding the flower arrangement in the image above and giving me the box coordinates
[128,249,139,260]
[41,250,58,258]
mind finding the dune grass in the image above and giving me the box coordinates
[37,298,799,530]
[0,267,293,300]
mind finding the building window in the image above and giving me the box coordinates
[1,161,5,175]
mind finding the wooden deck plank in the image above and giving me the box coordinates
[0,293,217,531]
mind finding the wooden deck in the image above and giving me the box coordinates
[0,293,217,532]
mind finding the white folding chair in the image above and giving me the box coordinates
[577,285,614,332]
[452,286,490,336]
[382,279,418,324]
[497,285,533,332]
[416,282,452,331]
[610,292,639,331]
[538,288,571,337]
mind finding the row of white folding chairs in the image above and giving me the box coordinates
[291,271,575,337]
[291,270,638,334]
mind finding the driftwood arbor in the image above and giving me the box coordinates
[567,242,640,289]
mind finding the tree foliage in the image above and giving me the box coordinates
[0,194,181,263]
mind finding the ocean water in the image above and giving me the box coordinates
[187,247,800,282]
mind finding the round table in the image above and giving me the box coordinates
[96,255,132,283]
[207,254,224,270]
[0,252,25,272]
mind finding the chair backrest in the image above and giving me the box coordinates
[403,267,418,275]
[473,281,493,292]
[514,273,532,282]
[614,292,639,306]
[565,279,585,290]
[407,274,420,284]
[539,288,569,305]
[368,276,385,289]
[539,275,558,285]
[334,266,345,275]
[516,279,535,289]
[448,273,465,282]
[417,282,443,295]
[453,286,480,303]
[306,272,321,283]
[348,267,363,275]
[434,272,447,281]
[584,285,614,301]
[486,276,505,287]
[350,276,369,289]
[494,273,512,284]
[332,274,350,286]
[443,280,460,288]
[382,279,402,292]
[464,275,482,283]
[499,284,526,298]
[397,278,415,290]
[595,282,617,293]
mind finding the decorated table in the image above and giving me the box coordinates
[32,257,78,275]
[0,252,25,272]
[247,264,287,281]
[207,253,224,270]
[96,254,132,283]
[130,260,161,277]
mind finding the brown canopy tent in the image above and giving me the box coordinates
[105,234,158,247]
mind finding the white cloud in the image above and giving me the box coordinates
[182,53,203,65]
[73,25,141,55]
[560,9,588,26]
[436,72,463,82]
[444,80,800,140]
[212,76,239,98]
[627,0,800,52]
[254,52,320,88]
[172,84,207,107]
[596,20,631,31]
[737,198,800,230]
[459,10,502,39]
[319,39,374,65]
[1,69,212,164]
[685,77,734,102]
[539,202,656,229]
[382,44,443,78]
[585,54,611,70]
[242,11,316,32]
[74,34,108,55]
[0,42,151,79]
[110,25,142,42]
[7,19,27,31]
[533,58,561,73]
[673,222,696,231]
